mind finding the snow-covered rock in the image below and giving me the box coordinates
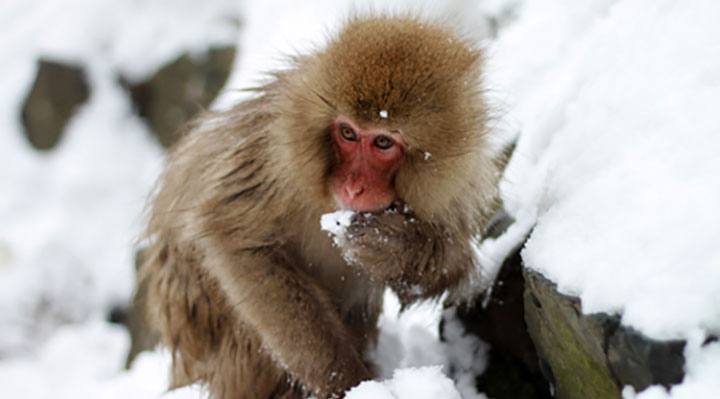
[482,0,720,397]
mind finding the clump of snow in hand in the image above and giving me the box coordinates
[321,210,359,264]
[487,0,720,397]
[320,210,353,236]
[320,210,354,246]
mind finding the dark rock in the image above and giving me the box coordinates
[524,270,620,398]
[444,199,687,399]
[458,209,528,366]
[107,305,128,325]
[457,248,542,373]
[475,346,550,399]
[451,207,550,399]
[123,45,237,148]
[524,269,686,398]
[457,256,552,399]
[607,323,685,391]
[108,248,158,369]
[21,59,90,150]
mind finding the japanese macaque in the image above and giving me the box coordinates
[140,14,500,399]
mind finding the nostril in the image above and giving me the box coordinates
[345,185,365,198]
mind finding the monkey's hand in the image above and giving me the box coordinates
[339,207,474,306]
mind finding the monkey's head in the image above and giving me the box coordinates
[276,15,496,223]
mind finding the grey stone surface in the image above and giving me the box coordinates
[606,321,685,392]
[524,269,686,398]
[524,269,621,399]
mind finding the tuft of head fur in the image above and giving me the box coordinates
[271,14,498,229]
[272,15,498,227]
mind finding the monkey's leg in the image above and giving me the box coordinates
[203,247,371,399]
[142,245,295,399]
[205,324,296,399]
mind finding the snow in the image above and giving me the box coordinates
[214,0,496,108]
[0,3,169,354]
[0,321,203,399]
[321,210,356,263]
[1,0,238,395]
[320,210,354,240]
[370,294,489,399]
[347,367,460,399]
[485,0,720,397]
[0,1,496,398]
[3,0,719,398]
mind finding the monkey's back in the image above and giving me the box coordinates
[139,91,300,396]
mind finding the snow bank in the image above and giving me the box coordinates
[487,0,720,397]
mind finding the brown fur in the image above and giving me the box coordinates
[140,14,499,399]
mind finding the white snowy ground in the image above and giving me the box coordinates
[1,0,718,398]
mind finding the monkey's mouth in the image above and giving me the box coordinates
[332,183,396,213]
[333,194,406,215]
[386,201,401,212]
[386,200,412,215]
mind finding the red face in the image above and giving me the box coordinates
[331,117,404,212]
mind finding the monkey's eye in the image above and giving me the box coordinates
[373,135,394,150]
[340,125,357,141]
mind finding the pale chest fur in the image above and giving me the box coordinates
[294,219,381,314]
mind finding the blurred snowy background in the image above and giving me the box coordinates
[1,0,718,398]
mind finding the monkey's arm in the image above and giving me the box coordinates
[341,210,475,306]
[203,243,371,397]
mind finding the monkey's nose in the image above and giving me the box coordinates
[345,185,365,199]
